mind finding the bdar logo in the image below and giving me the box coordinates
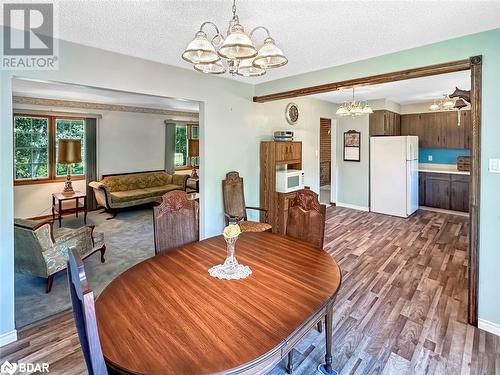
[0,361,17,375]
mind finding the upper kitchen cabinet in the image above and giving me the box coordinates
[369,110,401,136]
[401,110,470,149]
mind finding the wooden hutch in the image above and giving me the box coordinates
[260,141,302,234]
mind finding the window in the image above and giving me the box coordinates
[174,124,199,170]
[13,115,86,184]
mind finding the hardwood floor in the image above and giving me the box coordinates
[1,207,499,374]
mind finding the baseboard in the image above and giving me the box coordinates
[336,202,369,212]
[0,329,17,347]
[478,318,500,336]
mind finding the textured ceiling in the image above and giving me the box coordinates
[313,70,471,105]
[44,0,500,83]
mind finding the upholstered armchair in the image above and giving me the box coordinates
[14,219,106,293]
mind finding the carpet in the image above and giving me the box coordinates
[15,208,155,328]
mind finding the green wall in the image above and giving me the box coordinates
[257,28,500,327]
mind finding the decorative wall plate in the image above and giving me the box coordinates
[285,102,299,125]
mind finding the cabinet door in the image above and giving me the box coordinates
[289,142,302,162]
[451,175,470,212]
[419,172,426,206]
[441,111,464,148]
[401,114,417,136]
[421,113,441,148]
[275,142,288,162]
[393,113,401,136]
[369,111,385,136]
[424,174,451,209]
[462,110,472,149]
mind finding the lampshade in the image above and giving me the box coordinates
[252,37,288,69]
[58,139,82,164]
[182,31,220,64]
[429,102,440,111]
[237,58,266,77]
[194,60,226,74]
[188,139,199,157]
[218,24,257,60]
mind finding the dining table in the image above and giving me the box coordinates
[95,231,342,374]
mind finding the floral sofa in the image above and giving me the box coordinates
[89,171,188,218]
[14,218,105,292]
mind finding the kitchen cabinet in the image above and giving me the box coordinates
[369,110,401,136]
[275,142,302,163]
[401,110,470,149]
[450,174,470,212]
[424,173,451,210]
[419,172,469,212]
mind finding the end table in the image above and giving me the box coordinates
[52,191,87,227]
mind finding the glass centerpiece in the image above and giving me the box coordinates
[208,224,252,280]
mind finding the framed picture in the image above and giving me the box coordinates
[344,130,361,162]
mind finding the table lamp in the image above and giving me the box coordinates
[188,139,199,179]
[58,139,82,196]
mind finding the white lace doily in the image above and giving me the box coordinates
[208,264,252,280]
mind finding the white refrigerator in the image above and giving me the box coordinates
[370,136,419,218]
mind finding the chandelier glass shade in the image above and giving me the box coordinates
[336,88,373,117]
[429,95,456,111]
[181,0,287,77]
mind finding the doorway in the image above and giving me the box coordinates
[319,118,332,205]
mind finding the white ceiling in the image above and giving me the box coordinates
[40,0,500,84]
[312,70,471,105]
[12,79,200,112]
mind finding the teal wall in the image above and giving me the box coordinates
[419,148,470,164]
[257,28,500,327]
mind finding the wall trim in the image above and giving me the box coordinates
[478,318,500,337]
[0,329,17,347]
[336,202,369,212]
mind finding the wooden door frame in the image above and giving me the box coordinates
[254,56,482,326]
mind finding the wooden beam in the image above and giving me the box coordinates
[253,58,474,103]
[468,55,482,327]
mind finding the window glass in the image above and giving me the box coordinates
[14,116,49,180]
[191,125,199,140]
[175,124,188,167]
[56,119,85,176]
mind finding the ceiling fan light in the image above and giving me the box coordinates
[236,58,266,77]
[182,31,220,64]
[253,37,288,69]
[193,60,226,74]
[218,24,257,60]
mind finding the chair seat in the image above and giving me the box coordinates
[239,221,272,233]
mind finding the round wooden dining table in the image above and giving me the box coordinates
[95,232,342,375]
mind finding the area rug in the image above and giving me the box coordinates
[15,208,155,328]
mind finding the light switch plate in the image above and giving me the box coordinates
[489,159,500,173]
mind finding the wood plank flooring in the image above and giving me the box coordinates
[1,207,499,375]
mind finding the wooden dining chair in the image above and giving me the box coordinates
[222,171,272,232]
[285,188,326,374]
[67,248,108,375]
[153,190,199,254]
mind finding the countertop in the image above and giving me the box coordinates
[419,163,470,175]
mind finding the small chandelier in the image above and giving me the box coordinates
[336,88,373,117]
[181,0,288,77]
[429,95,456,111]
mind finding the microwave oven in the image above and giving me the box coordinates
[276,169,305,193]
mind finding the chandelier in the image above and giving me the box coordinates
[181,0,288,77]
[429,95,456,111]
[336,88,374,117]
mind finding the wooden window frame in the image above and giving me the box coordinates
[175,123,199,171]
[13,114,86,186]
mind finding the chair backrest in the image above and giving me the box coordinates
[222,171,247,221]
[286,189,326,249]
[153,190,199,254]
[67,248,107,375]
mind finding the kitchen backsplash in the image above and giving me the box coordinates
[418,148,470,165]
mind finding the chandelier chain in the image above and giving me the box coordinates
[232,0,237,19]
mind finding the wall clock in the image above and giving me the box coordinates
[285,103,299,125]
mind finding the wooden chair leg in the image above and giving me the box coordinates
[286,349,294,374]
[46,275,54,293]
[100,246,106,263]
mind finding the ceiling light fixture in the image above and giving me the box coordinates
[336,88,373,117]
[429,95,456,111]
[181,0,288,77]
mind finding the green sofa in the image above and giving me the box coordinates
[89,171,188,218]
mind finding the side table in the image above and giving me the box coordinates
[52,191,87,227]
